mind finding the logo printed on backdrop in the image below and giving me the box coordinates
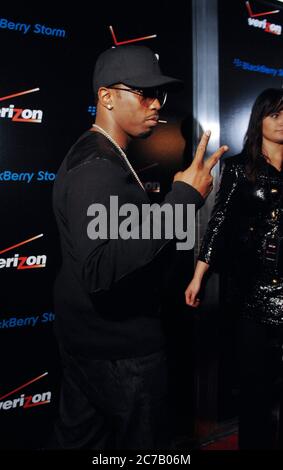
[109,25,157,46]
[233,58,283,77]
[108,26,162,63]
[88,105,96,117]
[245,1,282,35]
[0,372,51,411]
[0,171,56,183]
[0,18,66,37]
[143,181,160,193]
[0,312,55,329]
[0,234,47,270]
[245,1,280,18]
[0,88,43,123]
[136,163,161,193]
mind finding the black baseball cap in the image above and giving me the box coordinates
[93,45,183,94]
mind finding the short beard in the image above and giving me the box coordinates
[137,129,153,139]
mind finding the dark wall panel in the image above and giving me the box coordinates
[0,3,193,449]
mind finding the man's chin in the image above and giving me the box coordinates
[138,129,153,139]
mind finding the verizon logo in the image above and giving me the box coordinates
[0,372,51,412]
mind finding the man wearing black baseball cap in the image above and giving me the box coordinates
[93,45,182,92]
[52,44,228,449]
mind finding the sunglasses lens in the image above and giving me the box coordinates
[142,89,167,107]
[156,90,167,108]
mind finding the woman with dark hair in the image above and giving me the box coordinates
[185,88,283,449]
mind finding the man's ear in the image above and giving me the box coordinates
[98,87,113,110]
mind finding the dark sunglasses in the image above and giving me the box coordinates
[108,86,167,108]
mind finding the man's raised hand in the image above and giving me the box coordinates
[174,131,229,199]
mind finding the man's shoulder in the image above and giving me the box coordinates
[65,130,125,173]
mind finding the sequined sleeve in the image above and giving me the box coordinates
[198,159,240,270]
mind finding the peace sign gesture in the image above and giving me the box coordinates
[174,131,228,199]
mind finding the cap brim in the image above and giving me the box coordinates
[121,74,183,90]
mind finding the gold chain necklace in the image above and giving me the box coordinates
[92,124,144,190]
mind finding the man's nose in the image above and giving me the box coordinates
[149,98,161,111]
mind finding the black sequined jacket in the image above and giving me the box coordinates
[198,153,283,325]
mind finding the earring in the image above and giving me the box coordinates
[107,105,113,110]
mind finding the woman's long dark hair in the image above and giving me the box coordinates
[243,88,283,180]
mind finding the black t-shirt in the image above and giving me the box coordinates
[52,130,204,359]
